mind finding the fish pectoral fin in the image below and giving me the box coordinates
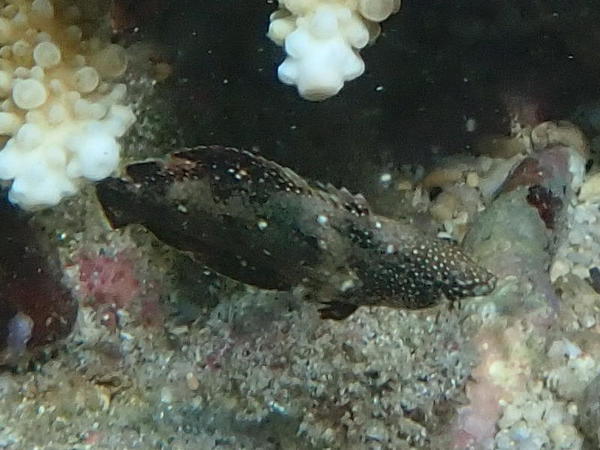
[318,301,359,320]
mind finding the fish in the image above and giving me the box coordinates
[95,145,495,319]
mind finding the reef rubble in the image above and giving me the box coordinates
[2,2,600,449]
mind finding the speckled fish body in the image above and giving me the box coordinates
[96,146,495,319]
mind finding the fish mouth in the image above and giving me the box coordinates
[471,275,497,296]
[443,271,497,300]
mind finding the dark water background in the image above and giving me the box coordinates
[122,0,600,191]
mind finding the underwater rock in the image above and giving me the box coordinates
[451,124,589,448]
[578,373,600,447]
[0,196,77,364]
[96,145,495,319]
[464,125,587,313]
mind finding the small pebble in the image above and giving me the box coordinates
[160,387,173,403]
[422,168,463,188]
[185,372,199,391]
[466,171,479,187]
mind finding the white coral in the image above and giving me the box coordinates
[0,0,135,209]
[267,0,400,100]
